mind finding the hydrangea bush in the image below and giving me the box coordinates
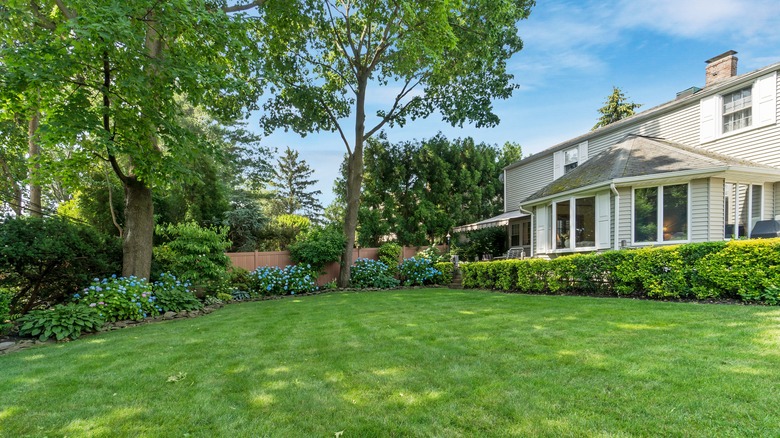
[152,273,203,313]
[350,258,400,289]
[75,276,160,321]
[249,265,317,296]
[398,257,443,286]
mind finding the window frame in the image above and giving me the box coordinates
[721,86,753,134]
[631,182,691,246]
[724,182,763,239]
[551,195,598,252]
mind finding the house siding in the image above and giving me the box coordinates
[775,182,780,218]
[709,178,726,240]
[588,104,700,157]
[701,74,780,167]
[763,182,774,220]
[506,157,553,209]
[690,178,710,242]
[617,187,632,245]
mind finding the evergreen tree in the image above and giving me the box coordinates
[593,87,642,130]
[269,147,324,221]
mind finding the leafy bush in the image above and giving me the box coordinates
[613,246,688,298]
[398,257,442,286]
[0,288,13,335]
[153,222,231,293]
[17,303,105,341]
[76,276,160,322]
[152,273,203,313]
[417,246,448,264]
[762,284,780,305]
[0,216,121,314]
[433,262,454,285]
[377,242,402,276]
[350,259,400,289]
[231,290,252,301]
[693,239,780,302]
[288,226,346,272]
[249,265,317,296]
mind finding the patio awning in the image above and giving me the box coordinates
[452,210,528,233]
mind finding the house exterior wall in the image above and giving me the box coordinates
[709,178,726,240]
[616,186,632,246]
[505,157,553,211]
[690,178,710,242]
[775,182,780,218]
[701,73,780,167]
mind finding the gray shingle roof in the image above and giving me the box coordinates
[521,135,774,203]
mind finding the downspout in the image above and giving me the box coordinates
[519,204,533,257]
[610,183,620,250]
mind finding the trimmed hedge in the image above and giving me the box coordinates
[459,238,780,304]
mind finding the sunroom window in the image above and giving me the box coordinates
[633,184,688,243]
[724,183,762,238]
[554,196,596,250]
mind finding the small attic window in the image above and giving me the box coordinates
[722,87,752,133]
[563,147,578,173]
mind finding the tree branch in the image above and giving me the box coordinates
[53,0,76,19]
[325,1,359,80]
[29,1,58,29]
[363,75,424,140]
[222,0,265,13]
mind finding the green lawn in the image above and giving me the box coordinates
[2,289,780,437]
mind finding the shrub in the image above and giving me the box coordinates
[350,259,400,289]
[0,216,121,314]
[613,246,688,298]
[378,242,402,276]
[762,284,780,305]
[434,262,454,285]
[153,222,231,293]
[231,289,252,301]
[694,239,780,302]
[398,257,441,286]
[76,276,160,322]
[17,303,105,341]
[288,226,346,272]
[152,273,203,313]
[0,288,13,335]
[417,246,448,264]
[249,265,317,296]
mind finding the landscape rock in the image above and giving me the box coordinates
[163,311,177,320]
[0,341,16,351]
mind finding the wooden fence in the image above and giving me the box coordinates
[226,245,447,285]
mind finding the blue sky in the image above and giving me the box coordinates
[257,0,780,207]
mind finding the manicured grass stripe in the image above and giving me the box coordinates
[1,289,779,436]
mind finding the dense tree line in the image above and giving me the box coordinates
[344,134,521,247]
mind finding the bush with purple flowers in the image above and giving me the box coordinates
[249,265,317,296]
[398,257,443,286]
[75,276,160,321]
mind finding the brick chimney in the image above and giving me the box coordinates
[705,50,738,87]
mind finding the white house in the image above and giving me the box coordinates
[455,51,780,258]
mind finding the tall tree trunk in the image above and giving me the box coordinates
[27,109,42,217]
[122,176,153,279]
[338,77,368,287]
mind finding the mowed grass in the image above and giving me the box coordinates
[2,289,780,437]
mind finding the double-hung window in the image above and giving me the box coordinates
[633,184,689,243]
[722,87,752,133]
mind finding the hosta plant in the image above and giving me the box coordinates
[17,303,105,341]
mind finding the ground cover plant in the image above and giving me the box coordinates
[1,289,779,436]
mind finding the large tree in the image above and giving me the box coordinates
[592,86,642,130]
[257,0,534,286]
[0,0,265,279]
[269,147,324,220]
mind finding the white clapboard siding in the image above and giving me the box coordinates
[775,183,780,219]
[535,205,548,254]
[690,178,710,242]
[764,182,775,220]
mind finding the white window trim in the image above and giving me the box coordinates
[551,195,598,253]
[700,72,777,144]
[631,183,691,246]
[553,141,589,180]
[724,182,764,239]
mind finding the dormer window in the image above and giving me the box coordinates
[563,147,579,173]
[553,141,588,179]
[722,87,752,133]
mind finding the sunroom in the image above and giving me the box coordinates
[519,135,780,258]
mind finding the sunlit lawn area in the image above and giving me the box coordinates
[2,289,780,436]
